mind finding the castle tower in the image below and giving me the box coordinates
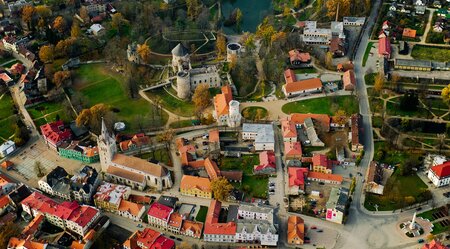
[227,100,242,128]
[176,70,191,99]
[97,119,117,172]
[171,43,190,72]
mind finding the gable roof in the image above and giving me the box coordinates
[205,158,221,180]
[288,167,309,187]
[378,37,391,55]
[287,215,305,242]
[171,43,188,56]
[118,199,144,216]
[422,240,449,249]
[180,175,211,192]
[343,70,356,88]
[112,153,168,177]
[213,85,233,117]
[254,151,276,172]
[431,161,450,178]
[307,171,343,183]
[312,154,333,169]
[285,78,322,94]
[147,202,173,221]
[290,113,331,130]
[402,28,417,38]
[281,119,298,138]
[284,142,302,158]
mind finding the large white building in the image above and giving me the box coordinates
[98,120,172,191]
[213,85,242,128]
[302,21,346,45]
[427,161,450,187]
[235,220,278,246]
[242,123,275,151]
[0,140,15,157]
[325,187,348,224]
[238,203,274,221]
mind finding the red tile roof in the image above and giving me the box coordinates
[281,119,297,138]
[39,121,72,146]
[290,113,331,131]
[284,78,322,94]
[205,158,221,180]
[402,28,417,38]
[287,215,305,243]
[378,37,391,56]
[307,171,343,183]
[180,175,211,193]
[288,167,309,187]
[205,200,221,224]
[209,129,220,143]
[422,240,449,249]
[125,228,175,249]
[431,161,450,178]
[284,69,297,84]
[147,202,173,221]
[289,50,311,63]
[285,142,302,158]
[343,70,356,90]
[312,154,333,170]
[180,220,203,238]
[214,85,233,117]
[254,151,276,172]
[0,195,11,209]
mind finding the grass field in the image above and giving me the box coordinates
[220,154,259,175]
[411,45,450,62]
[282,95,359,115]
[364,170,429,211]
[363,42,374,67]
[241,107,268,121]
[27,102,66,120]
[0,115,17,140]
[431,221,449,235]
[137,149,170,165]
[195,206,208,222]
[294,68,317,74]
[237,175,268,199]
[0,94,15,120]
[145,88,195,117]
[169,120,196,129]
[418,208,439,221]
[73,64,168,130]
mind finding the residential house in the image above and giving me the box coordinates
[0,140,15,157]
[204,200,237,243]
[330,36,345,57]
[0,195,12,215]
[167,212,183,233]
[427,161,450,187]
[0,174,17,196]
[366,161,385,195]
[350,114,364,152]
[0,72,13,86]
[290,113,331,132]
[254,151,276,175]
[343,70,356,91]
[307,171,343,184]
[99,120,173,191]
[1,161,14,170]
[147,202,174,229]
[118,199,145,222]
[287,215,305,245]
[213,85,242,128]
[288,49,311,65]
[89,24,105,36]
[94,182,131,212]
[180,220,203,239]
[21,192,101,236]
[415,5,426,15]
[414,0,427,6]
[180,175,212,199]
[283,70,323,97]
[237,203,274,221]
[301,21,346,45]
[40,121,73,151]
[424,154,447,169]
[242,123,275,151]
[281,119,298,142]
[378,37,391,59]
[119,133,151,152]
[394,59,432,71]
[389,2,398,11]
[434,23,444,33]
[284,142,303,159]
[422,240,448,249]
[325,187,349,224]
[38,166,71,200]
[402,28,417,39]
[304,117,325,147]
[312,154,335,174]
[69,165,101,203]
[235,220,278,246]
[288,167,309,195]
[122,228,175,249]
[58,140,99,163]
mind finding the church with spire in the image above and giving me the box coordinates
[97,119,172,191]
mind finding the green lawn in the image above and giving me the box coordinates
[73,64,168,130]
[418,208,439,221]
[386,101,428,118]
[241,107,268,121]
[432,221,450,235]
[374,141,412,165]
[364,73,377,86]
[247,81,272,101]
[282,95,359,115]
[0,56,13,65]
[0,115,17,140]
[237,175,268,199]
[411,45,450,62]
[220,155,259,175]
[2,59,18,68]
[137,149,170,165]
[27,102,66,120]
[145,88,195,117]
[195,206,208,222]
[294,68,317,74]
[169,120,196,129]
[364,170,429,211]
[0,94,15,120]
[372,116,384,129]
[363,42,374,67]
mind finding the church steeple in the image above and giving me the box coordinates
[97,118,116,171]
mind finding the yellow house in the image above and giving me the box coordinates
[180,175,212,199]
[312,154,333,174]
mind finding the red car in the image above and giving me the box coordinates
[311,226,317,229]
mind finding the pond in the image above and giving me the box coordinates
[221,0,273,34]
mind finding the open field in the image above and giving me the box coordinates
[73,64,168,131]
[195,206,208,222]
[282,95,359,115]
[145,88,195,117]
[0,94,15,120]
[411,45,450,62]
[0,115,17,140]
[220,154,259,175]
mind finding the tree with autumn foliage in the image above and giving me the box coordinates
[325,51,333,69]
[186,0,200,19]
[211,177,233,201]
[22,5,35,30]
[53,16,66,33]
[441,84,450,105]
[137,44,151,63]
[0,222,20,249]
[333,110,348,126]
[216,34,226,59]
[71,21,81,38]
[79,6,89,23]
[326,0,351,19]
[111,13,129,35]
[35,5,51,18]
[39,45,54,63]
[53,71,71,88]
[192,83,211,113]
[374,72,385,92]
[256,17,276,45]
[76,103,115,134]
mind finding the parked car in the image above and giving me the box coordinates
[310,226,317,230]
[418,239,424,243]
[319,182,325,185]
[416,207,422,211]
[317,229,323,232]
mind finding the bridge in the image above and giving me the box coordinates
[140,76,176,91]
